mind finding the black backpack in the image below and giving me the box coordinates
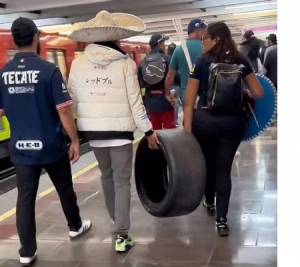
[141,53,166,85]
[207,63,245,112]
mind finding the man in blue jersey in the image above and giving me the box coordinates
[165,19,207,107]
[0,17,92,266]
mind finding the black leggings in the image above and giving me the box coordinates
[192,109,245,220]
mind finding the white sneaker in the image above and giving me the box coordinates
[69,219,92,239]
[20,252,37,266]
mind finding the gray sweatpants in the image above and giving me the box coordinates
[92,144,133,236]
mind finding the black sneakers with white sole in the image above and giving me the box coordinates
[20,252,37,266]
[69,219,92,240]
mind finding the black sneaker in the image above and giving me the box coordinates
[20,252,37,266]
[216,218,229,236]
[202,201,216,216]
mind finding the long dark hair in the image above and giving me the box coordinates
[94,41,126,55]
[203,22,239,63]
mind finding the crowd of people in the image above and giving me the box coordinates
[0,9,275,266]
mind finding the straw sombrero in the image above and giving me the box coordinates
[68,10,146,42]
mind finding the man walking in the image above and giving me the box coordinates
[165,19,207,107]
[0,17,91,266]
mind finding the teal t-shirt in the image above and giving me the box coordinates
[169,40,204,102]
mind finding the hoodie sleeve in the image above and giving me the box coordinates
[67,61,78,115]
[125,59,153,136]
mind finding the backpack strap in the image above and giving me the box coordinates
[182,40,193,71]
[181,40,200,108]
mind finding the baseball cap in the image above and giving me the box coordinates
[243,30,254,40]
[266,33,277,42]
[11,17,39,47]
[149,34,169,47]
[187,19,208,34]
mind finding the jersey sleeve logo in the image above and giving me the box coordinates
[62,83,68,93]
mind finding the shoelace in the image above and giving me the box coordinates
[217,223,227,228]
[216,220,227,227]
[116,236,125,244]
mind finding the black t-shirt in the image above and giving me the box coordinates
[190,53,254,107]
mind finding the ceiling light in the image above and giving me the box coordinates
[226,1,277,9]
[237,16,276,20]
[232,9,277,15]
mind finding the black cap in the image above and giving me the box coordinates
[266,33,277,43]
[243,30,254,40]
[149,34,169,47]
[187,19,208,34]
[11,17,39,47]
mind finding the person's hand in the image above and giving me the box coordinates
[146,132,160,149]
[184,123,192,134]
[69,140,80,164]
[166,94,177,107]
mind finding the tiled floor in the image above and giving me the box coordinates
[0,127,277,267]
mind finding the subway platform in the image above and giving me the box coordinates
[0,128,277,267]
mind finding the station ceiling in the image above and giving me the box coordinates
[0,0,277,43]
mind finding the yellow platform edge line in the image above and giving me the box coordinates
[0,136,143,223]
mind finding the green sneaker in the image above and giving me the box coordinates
[115,235,135,252]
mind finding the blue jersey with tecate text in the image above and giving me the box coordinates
[0,52,73,165]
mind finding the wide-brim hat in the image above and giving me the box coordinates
[68,10,146,42]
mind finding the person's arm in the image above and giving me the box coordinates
[125,59,152,134]
[183,78,199,133]
[125,60,158,144]
[244,73,264,99]
[58,106,78,143]
[183,57,203,133]
[125,59,159,148]
[240,56,264,99]
[165,49,179,97]
[51,67,80,163]
[51,67,78,142]
[67,62,78,115]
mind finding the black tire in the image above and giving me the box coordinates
[134,129,206,217]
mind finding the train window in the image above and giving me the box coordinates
[46,51,56,64]
[7,50,18,61]
[74,51,84,58]
[46,50,67,82]
[140,53,147,59]
[127,52,135,60]
[56,51,67,82]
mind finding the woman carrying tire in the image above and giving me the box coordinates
[183,22,264,236]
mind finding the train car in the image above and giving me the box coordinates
[0,30,150,160]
